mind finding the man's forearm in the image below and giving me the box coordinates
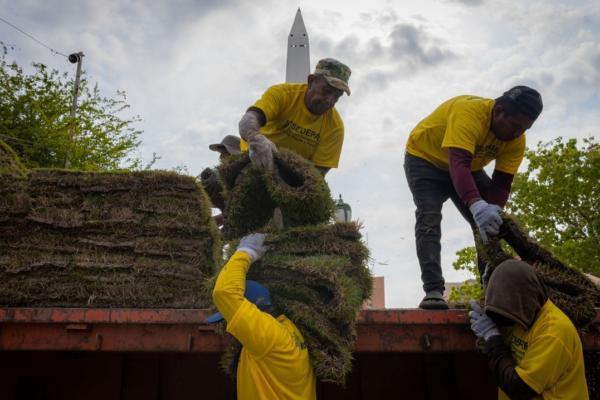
[486,336,539,399]
[448,147,481,205]
[487,169,514,208]
[239,110,265,142]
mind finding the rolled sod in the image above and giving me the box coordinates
[479,214,600,332]
[0,146,222,308]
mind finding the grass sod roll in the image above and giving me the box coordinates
[0,160,222,308]
[478,213,600,332]
[223,167,277,238]
[217,149,335,238]
[206,222,373,385]
[266,149,336,227]
[0,140,28,180]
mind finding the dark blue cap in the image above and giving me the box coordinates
[503,86,543,120]
[205,280,272,323]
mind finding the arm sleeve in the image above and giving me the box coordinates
[487,169,514,208]
[247,107,267,126]
[249,85,288,122]
[514,334,574,394]
[212,251,252,323]
[486,336,540,400]
[213,251,285,358]
[448,147,481,205]
[310,126,344,168]
[226,299,285,358]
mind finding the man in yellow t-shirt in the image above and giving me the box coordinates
[404,86,544,309]
[238,58,351,178]
[469,260,589,399]
[207,233,316,399]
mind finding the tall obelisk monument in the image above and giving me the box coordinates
[286,8,310,83]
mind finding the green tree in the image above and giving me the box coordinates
[0,47,145,170]
[451,136,600,300]
[508,137,599,276]
[448,246,483,302]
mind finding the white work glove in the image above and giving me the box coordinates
[469,200,503,244]
[248,133,277,171]
[469,300,501,342]
[237,233,270,262]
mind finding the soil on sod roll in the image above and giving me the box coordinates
[216,149,336,238]
[206,222,374,385]
[479,213,600,333]
[0,160,222,308]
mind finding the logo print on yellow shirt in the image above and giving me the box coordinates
[293,332,307,350]
[281,120,321,148]
[506,330,528,363]
[474,144,500,159]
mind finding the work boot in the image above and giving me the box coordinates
[419,291,449,310]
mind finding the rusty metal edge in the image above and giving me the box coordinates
[0,308,598,325]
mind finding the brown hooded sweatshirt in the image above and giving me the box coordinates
[484,260,547,399]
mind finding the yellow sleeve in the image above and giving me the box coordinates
[250,85,289,123]
[495,136,525,175]
[212,251,252,323]
[441,111,485,153]
[515,334,573,394]
[227,298,285,358]
[311,126,344,168]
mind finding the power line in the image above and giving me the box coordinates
[0,17,68,57]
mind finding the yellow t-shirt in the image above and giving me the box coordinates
[406,95,525,174]
[498,300,589,400]
[240,83,344,168]
[226,296,316,399]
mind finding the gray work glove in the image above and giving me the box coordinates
[248,134,277,171]
[469,300,501,342]
[237,233,270,262]
[469,200,503,244]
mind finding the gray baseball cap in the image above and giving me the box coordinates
[209,135,241,155]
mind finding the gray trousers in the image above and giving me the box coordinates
[404,152,491,294]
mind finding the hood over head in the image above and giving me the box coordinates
[485,259,548,330]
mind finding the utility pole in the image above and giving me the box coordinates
[64,51,84,169]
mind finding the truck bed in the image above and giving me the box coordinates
[1,308,598,399]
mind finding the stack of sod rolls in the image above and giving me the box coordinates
[0,141,221,308]
[480,214,600,332]
[207,222,374,385]
[216,149,336,238]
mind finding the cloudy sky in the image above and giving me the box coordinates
[2,0,599,307]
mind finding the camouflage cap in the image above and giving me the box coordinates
[314,58,352,96]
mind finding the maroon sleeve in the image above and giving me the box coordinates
[486,336,539,399]
[487,170,514,208]
[449,147,481,205]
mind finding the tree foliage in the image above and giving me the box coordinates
[448,246,483,302]
[452,137,600,300]
[0,46,145,170]
[508,137,599,276]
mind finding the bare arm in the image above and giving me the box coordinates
[239,109,266,141]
